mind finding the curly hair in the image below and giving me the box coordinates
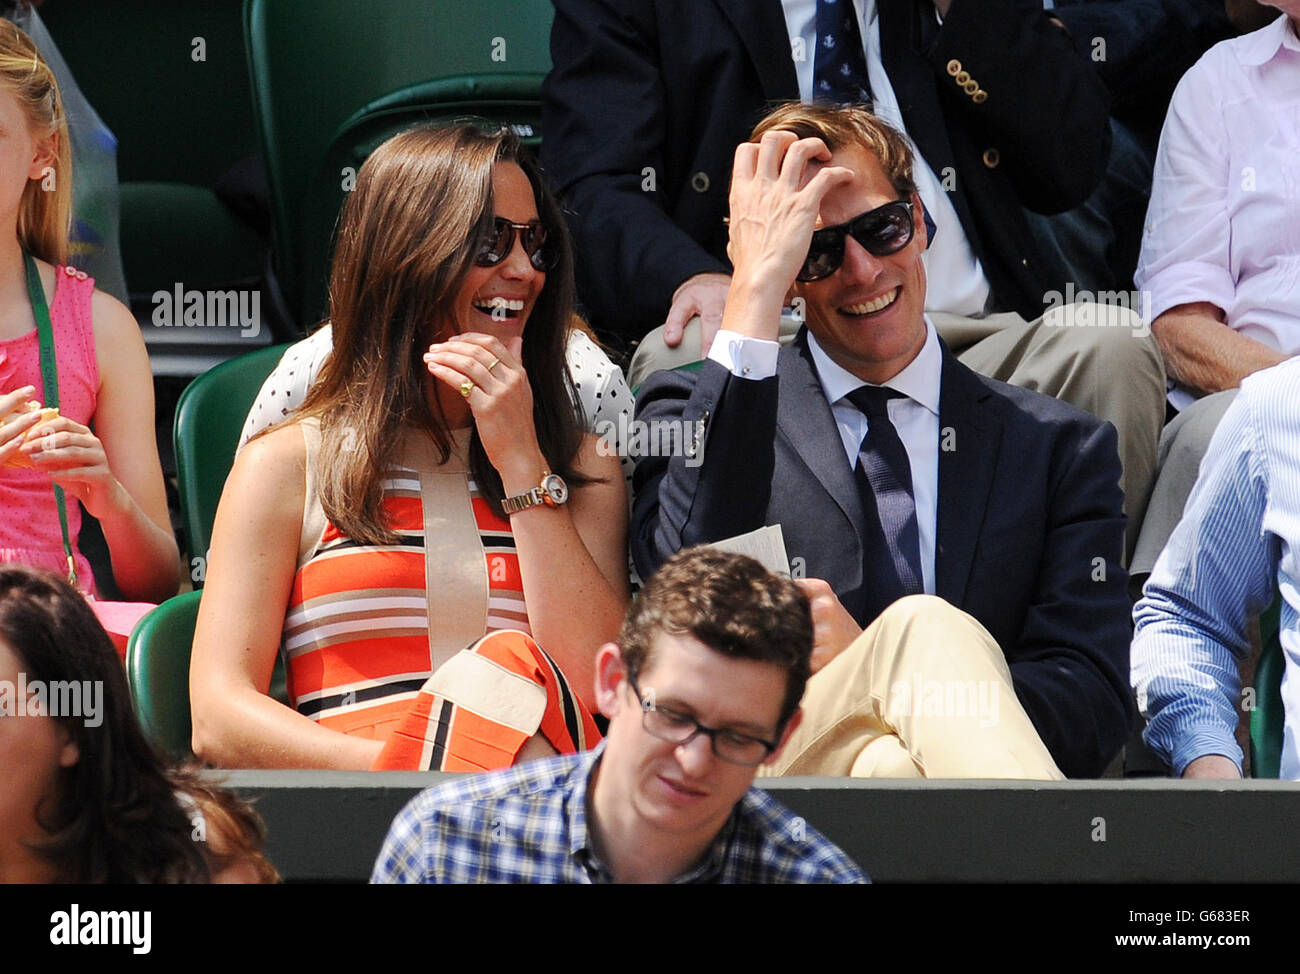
[0,567,276,883]
[618,548,813,727]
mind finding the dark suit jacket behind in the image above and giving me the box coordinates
[631,334,1134,778]
[542,0,1113,343]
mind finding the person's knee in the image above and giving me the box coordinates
[877,593,968,634]
[1044,302,1163,386]
[626,323,702,390]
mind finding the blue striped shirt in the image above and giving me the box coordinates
[1132,358,1300,776]
[370,743,869,884]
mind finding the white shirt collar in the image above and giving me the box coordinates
[1237,13,1300,66]
[805,317,941,416]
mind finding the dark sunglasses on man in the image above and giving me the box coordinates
[475,217,557,272]
[796,199,928,282]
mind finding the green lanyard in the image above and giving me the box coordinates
[23,251,78,587]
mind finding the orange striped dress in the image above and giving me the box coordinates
[282,424,600,771]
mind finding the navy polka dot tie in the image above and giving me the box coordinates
[813,0,873,107]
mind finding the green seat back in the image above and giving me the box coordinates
[244,0,554,326]
[126,591,289,761]
[126,591,203,761]
[174,344,291,568]
[1250,596,1285,778]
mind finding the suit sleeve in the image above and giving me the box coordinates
[630,361,779,580]
[930,0,1113,214]
[541,0,728,340]
[1008,418,1135,778]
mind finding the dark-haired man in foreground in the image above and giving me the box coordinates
[371,547,867,884]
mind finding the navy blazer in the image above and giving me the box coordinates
[542,0,1113,342]
[631,333,1134,778]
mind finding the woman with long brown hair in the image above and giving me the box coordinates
[190,125,629,771]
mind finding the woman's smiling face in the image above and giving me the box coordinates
[452,161,548,343]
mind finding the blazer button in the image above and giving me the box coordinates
[955,70,971,85]
[972,89,988,104]
[946,58,961,76]
[982,148,1000,169]
[691,171,710,193]
[963,79,979,95]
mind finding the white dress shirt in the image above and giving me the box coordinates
[781,0,991,316]
[708,321,941,594]
[1135,14,1300,408]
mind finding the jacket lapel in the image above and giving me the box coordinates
[935,346,1001,605]
[715,0,799,101]
[776,333,866,538]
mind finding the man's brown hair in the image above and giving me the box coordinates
[750,101,918,199]
[619,548,813,727]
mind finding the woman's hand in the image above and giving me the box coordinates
[423,333,547,486]
[0,385,44,464]
[19,412,127,518]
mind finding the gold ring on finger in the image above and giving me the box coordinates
[459,379,475,398]
[487,358,501,375]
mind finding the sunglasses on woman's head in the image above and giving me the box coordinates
[797,199,916,282]
[475,217,556,271]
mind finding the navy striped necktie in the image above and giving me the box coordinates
[813,0,873,107]
[846,385,923,617]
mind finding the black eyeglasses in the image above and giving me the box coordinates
[475,217,556,272]
[797,199,916,282]
[626,673,777,766]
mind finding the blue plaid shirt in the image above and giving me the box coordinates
[370,743,869,884]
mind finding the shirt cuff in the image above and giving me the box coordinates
[706,329,779,379]
[1143,261,1236,323]
[1169,725,1244,778]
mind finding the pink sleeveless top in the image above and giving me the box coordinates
[0,265,99,592]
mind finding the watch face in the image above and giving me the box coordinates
[541,473,569,505]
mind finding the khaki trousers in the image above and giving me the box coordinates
[627,304,1165,561]
[756,595,1063,780]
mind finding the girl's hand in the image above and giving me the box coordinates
[423,333,547,486]
[0,385,43,464]
[20,413,126,517]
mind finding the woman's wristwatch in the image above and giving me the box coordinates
[501,472,569,515]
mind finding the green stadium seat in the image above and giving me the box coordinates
[1250,596,1285,778]
[244,0,554,328]
[126,591,203,761]
[127,591,288,761]
[174,343,291,572]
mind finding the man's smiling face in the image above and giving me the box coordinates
[794,145,929,384]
